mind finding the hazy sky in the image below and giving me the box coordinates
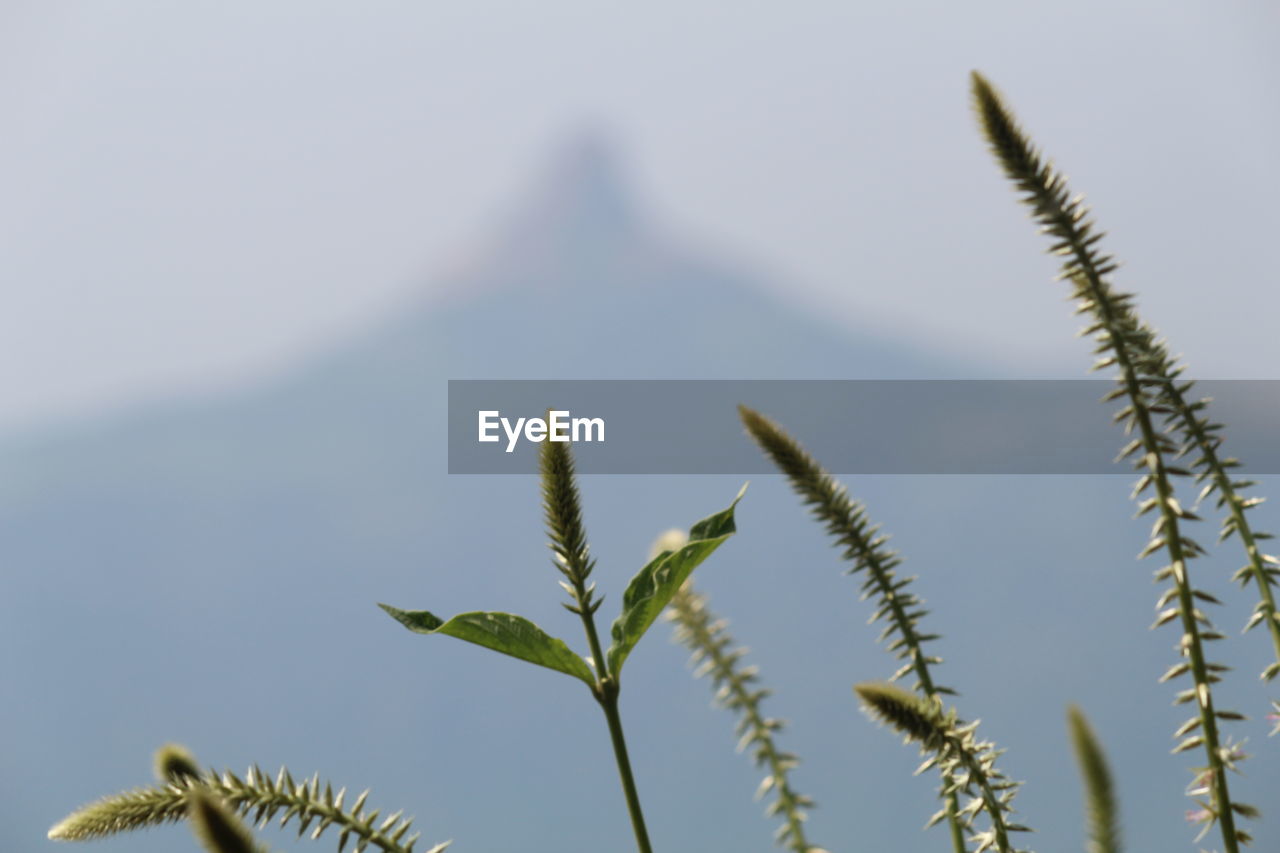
[1,2,1277,434]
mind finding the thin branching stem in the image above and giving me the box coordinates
[668,583,819,852]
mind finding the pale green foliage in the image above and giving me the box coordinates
[607,485,744,676]
[377,606,598,686]
[378,437,742,853]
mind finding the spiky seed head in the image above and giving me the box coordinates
[538,426,593,585]
[48,787,186,840]
[854,681,948,749]
[155,743,202,785]
[970,72,1036,182]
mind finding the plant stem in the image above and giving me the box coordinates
[572,586,653,852]
[540,438,655,852]
[740,406,970,851]
[567,557,653,853]
[1163,381,1280,675]
[971,72,1248,850]
[598,688,654,853]
[946,796,967,853]
[668,584,817,852]
[1074,255,1240,853]
[866,548,966,853]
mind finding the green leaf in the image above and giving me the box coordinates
[378,605,596,687]
[606,484,746,676]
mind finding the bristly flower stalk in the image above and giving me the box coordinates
[540,428,605,626]
[1157,376,1280,681]
[739,405,969,852]
[49,764,444,853]
[667,573,823,853]
[1067,706,1121,853]
[971,70,1255,851]
[855,683,1032,853]
[539,436,653,853]
[1141,355,1280,681]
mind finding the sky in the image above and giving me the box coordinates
[1,2,1278,434]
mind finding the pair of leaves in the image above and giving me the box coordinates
[379,484,745,688]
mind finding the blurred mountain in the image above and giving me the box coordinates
[2,134,1275,852]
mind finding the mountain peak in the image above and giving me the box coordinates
[533,127,636,228]
[491,127,648,268]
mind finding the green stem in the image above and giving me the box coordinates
[1230,503,1280,669]
[1072,277,1240,853]
[572,578,652,853]
[946,794,966,853]
[1166,382,1280,673]
[955,749,1013,853]
[865,549,968,853]
[598,690,654,853]
[1063,245,1240,853]
[971,71,1247,850]
[540,437,654,852]
[668,585,816,852]
[580,608,610,692]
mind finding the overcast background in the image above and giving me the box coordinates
[1,2,1278,436]
[4,4,1280,853]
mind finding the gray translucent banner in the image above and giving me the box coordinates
[447,380,1280,474]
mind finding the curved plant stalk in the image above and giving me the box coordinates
[666,571,823,853]
[49,762,444,853]
[855,683,1032,853]
[740,405,969,852]
[970,70,1254,851]
[1067,706,1121,853]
